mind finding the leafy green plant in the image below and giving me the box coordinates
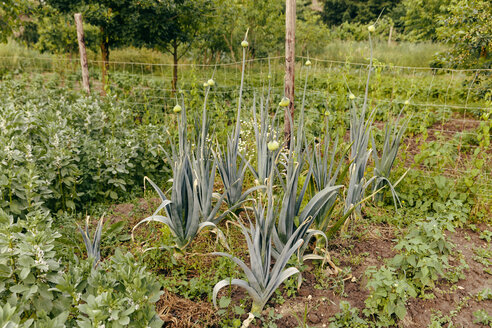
[477,288,492,301]
[363,217,457,326]
[479,230,492,243]
[473,309,492,326]
[0,208,163,327]
[390,219,454,291]
[216,296,244,328]
[328,301,369,328]
[364,266,417,326]
[73,249,163,328]
[0,210,70,323]
[473,247,491,273]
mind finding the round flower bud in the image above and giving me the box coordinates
[207,79,215,86]
[241,40,249,48]
[368,25,376,32]
[203,82,209,87]
[267,74,272,79]
[279,97,290,107]
[349,93,356,100]
[173,104,182,113]
[404,100,410,105]
[267,141,279,151]
[305,60,312,66]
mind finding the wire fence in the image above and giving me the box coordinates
[1,54,491,200]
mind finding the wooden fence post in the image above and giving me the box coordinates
[388,24,393,46]
[284,0,296,145]
[74,13,90,94]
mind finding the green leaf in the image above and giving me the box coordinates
[19,267,30,280]
[395,304,406,320]
[219,296,231,308]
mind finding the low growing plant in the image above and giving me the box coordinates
[328,301,369,328]
[364,266,417,326]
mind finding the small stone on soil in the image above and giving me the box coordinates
[307,312,320,324]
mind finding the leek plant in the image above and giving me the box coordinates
[345,104,376,216]
[344,30,378,217]
[212,181,303,314]
[371,114,409,204]
[273,147,342,262]
[216,32,263,208]
[308,122,351,231]
[250,95,280,185]
[77,215,103,268]
[272,64,342,263]
[193,76,229,224]
[133,99,225,249]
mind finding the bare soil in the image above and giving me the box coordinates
[107,193,491,327]
[153,221,491,328]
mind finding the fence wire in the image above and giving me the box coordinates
[1,54,490,201]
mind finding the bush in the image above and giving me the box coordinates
[0,209,163,327]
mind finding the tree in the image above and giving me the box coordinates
[436,0,491,68]
[45,0,141,91]
[27,6,100,55]
[135,0,210,92]
[0,0,32,42]
[198,0,285,61]
[320,0,402,26]
[296,0,331,56]
[401,0,451,41]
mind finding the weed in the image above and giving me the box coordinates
[473,309,492,326]
[329,301,369,328]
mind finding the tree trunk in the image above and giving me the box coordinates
[100,28,109,96]
[172,39,178,94]
[284,0,296,146]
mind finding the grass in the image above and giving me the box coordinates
[320,40,448,67]
[0,38,447,69]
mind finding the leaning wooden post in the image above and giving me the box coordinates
[388,24,393,46]
[284,0,296,145]
[74,13,90,94]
